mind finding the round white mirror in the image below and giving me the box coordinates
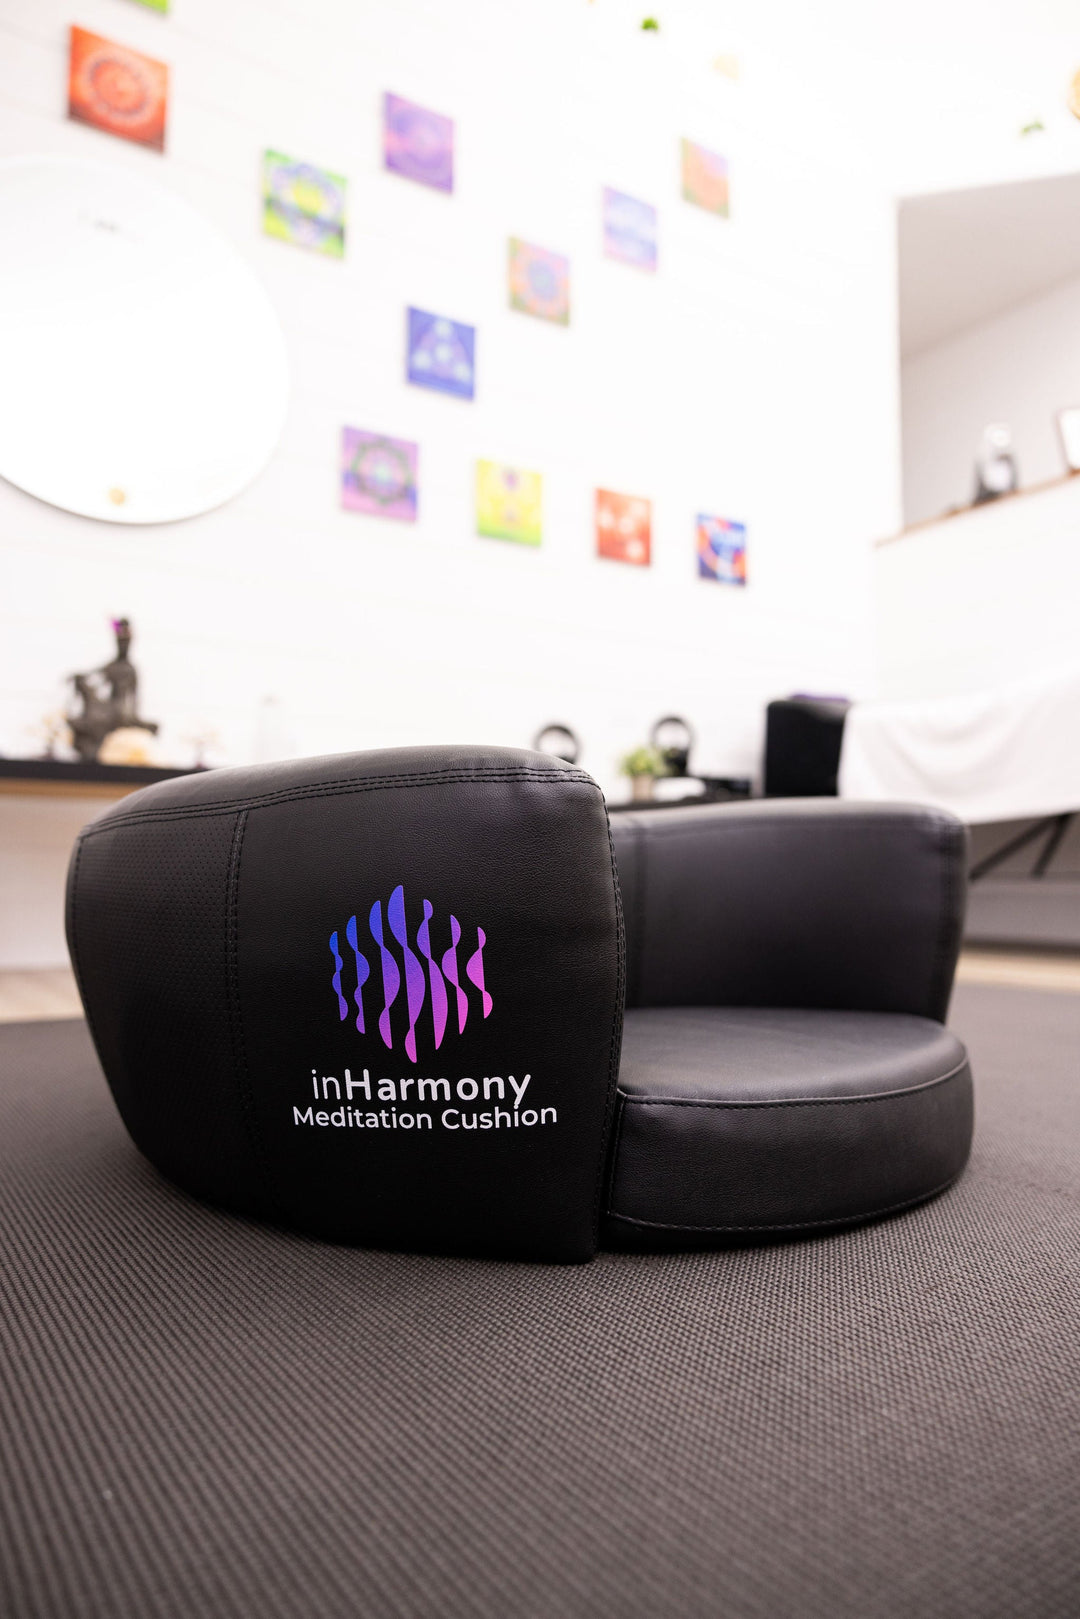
[0,155,289,524]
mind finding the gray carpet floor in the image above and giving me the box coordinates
[1,985,1078,1619]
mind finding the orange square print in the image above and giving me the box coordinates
[68,26,168,153]
[596,488,651,566]
[681,139,729,217]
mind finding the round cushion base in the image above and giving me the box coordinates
[604,1007,973,1248]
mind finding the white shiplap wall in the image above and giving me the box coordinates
[0,0,900,965]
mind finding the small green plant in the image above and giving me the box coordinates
[641,17,660,31]
[620,744,668,779]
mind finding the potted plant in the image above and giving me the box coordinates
[619,744,668,803]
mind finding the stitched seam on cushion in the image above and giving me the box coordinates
[605,1171,965,1232]
[615,822,631,1007]
[616,1053,969,1108]
[79,768,599,837]
[594,808,628,1245]
[225,809,274,1202]
[613,811,963,840]
[928,818,962,1022]
[612,809,958,835]
[631,819,647,1009]
[604,1093,629,1215]
[82,768,597,834]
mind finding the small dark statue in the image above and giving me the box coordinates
[67,618,158,763]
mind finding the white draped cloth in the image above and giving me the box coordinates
[838,664,1080,825]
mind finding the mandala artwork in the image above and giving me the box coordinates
[696,514,747,584]
[602,188,658,271]
[476,460,542,546]
[681,139,730,217]
[384,93,454,192]
[596,488,651,566]
[341,429,418,522]
[406,308,476,399]
[262,150,346,258]
[67,26,168,152]
[508,239,570,325]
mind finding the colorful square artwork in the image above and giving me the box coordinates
[406,308,476,399]
[384,93,454,192]
[476,460,542,546]
[67,26,168,152]
[509,239,570,325]
[697,514,747,584]
[596,489,651,567]
[341,428,418,522]
[602,188,658,271]
[263,151,346,257]
[681,138,730,217]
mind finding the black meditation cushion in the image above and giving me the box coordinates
[66,746,623,1263]
[604,798,974,1246]
[68,749,973,1261]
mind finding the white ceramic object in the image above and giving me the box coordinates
[0,155,289,524]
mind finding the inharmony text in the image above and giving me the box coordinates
[293,1067,557,1132]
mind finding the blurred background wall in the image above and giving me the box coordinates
[0,0,901,803]
[4,0,1080,967]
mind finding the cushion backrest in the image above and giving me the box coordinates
[611,799,967,1020]
[67,746,624,1262]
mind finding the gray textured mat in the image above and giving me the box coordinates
[2,986,1079,1618]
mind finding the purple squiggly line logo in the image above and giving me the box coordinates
[328,885,492,1054]
[344,915,370,1033]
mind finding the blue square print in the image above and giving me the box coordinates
[602,188,657,271]
[406,307,476,399]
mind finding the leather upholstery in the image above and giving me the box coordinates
[606,801,973,1241]
[606,1007,973,1243]
[611,800,967,1021]
[68,763,972,1258]
[67,746,624,1263]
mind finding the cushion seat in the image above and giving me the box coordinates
[605,1007,974,1245]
